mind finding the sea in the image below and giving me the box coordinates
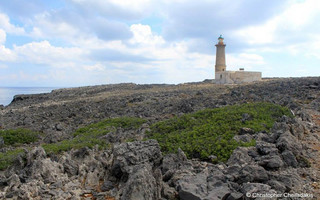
[0,87,59,106]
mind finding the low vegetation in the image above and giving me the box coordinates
[43,117,146,154]
[0,103,291,169]
[0,128,40,145]
[0,148,25,170]
[147,102,293,162]
[0,128,40,170]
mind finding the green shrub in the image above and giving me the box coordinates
[43,117,146,154]
[0,129,40,145]
[147,102,292,162]
[0,148,25,170]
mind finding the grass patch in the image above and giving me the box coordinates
[0,148,25,170]
[0,128,40,145]
[147,102,293,162]
[43,117,146,154]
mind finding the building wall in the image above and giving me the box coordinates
[215,71,262,84]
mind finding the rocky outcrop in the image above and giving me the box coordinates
[0,119,318,199]
[0,77,319,199]
[0,140,165,199]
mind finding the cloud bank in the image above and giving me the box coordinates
[0,0,319,86]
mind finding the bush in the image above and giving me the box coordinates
[147,102,292,162]
[0,129,40,145]
[43,117,146,154]
[0,148,25,170]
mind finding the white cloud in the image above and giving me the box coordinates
[0,45,16,61]
[233,20,277,45]
[69,0,153,20]
[108,0,152,11]
[30,12,80,40]
[287,34,320,59]
[227,53,265,71]
[127,24,190,61]
[0,29,6,44]
[234,0,320,45]
[129,24,165,46]
[0,0,318,86]
[83,63,105,71]
[13,40,86,67]
[0,13,25,34]
[280,0,320,29]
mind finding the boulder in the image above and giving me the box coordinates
[224,165,241,182]
[237,165,269,183]
[162,183,178,200]
[267,180,287,193]
[276,131,302,155]
[239,127,255,135]
[84,169,100,188]
[176,166,231,200]
[241,113,252,123]
[121,165,160,200]
[227,147,253,167]
[22,147,68,184]
[289,118,307,139]
[254,132,276,143]
[281,150,298,168]
[26,147,46,165]
[111,140,163,200]
[275,172,302,192]
[233,134,253,143]
[258,155,284,170]
[17,180,45,199]
[255,142,278,155]
[206,171,231,200]
[112,140,162,175]
[59,154,79,176]
[8,174,21,189]
[177,172,207,200]
[161,150,191,176]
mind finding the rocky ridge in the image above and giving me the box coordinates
[0,77,319,199]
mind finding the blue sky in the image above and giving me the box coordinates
[0,0,319,87]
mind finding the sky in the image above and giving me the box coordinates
[0,0,319,87]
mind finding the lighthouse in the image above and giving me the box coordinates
[215,35,226,73]
[214,35,262,84]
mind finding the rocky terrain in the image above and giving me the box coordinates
[0,77,319,199]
